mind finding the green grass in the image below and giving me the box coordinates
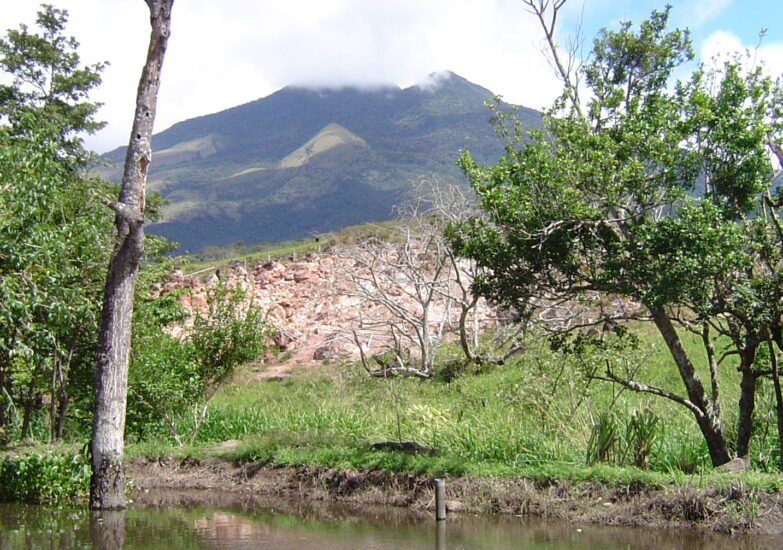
[173,219,403,275]
[125,330,783,491]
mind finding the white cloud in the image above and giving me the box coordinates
[680,0,733,28]
[2,0,566,152]
[701,29,783,76]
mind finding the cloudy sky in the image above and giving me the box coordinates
[2,0,781,153]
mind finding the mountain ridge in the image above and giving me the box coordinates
[100,72,543,252]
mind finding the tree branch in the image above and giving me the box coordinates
[593,364,704,419]
[99,196,144,224]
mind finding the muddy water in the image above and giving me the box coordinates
[0,493,777,550]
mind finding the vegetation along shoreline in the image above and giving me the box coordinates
[2,2,783,542]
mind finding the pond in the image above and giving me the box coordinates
[0,490,778,549]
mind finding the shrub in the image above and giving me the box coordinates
[128,283,271,445]
[0,451,90,503]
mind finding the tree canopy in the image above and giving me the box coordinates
[0,4,111,443]
[449,5,783,467]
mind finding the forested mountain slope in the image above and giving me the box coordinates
[100,72,542,252]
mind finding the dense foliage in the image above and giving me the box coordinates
[128,284,270,445]
[448,6,783,467]
[0,5,111,444]
[0,450,90,503]
[0,5,270,456]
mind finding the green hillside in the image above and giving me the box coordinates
[100,72,542,253]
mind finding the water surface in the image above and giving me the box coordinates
[0,491,777,549]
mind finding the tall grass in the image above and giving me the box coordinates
[125,328,769,483]
[119,322,783,493]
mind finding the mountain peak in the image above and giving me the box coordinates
[99,72,542,252]
[414,70,459,90]
[278,123,369,169]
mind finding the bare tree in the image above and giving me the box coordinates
[90,0,173,510]
[347,216,450,377]
[344,179,524,377]
[420,179,526,365]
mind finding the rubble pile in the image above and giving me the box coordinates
[154,248,498,367]
[154,246,645,370]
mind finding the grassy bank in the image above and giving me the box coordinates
[177,220,401,275]
[125,329,783,492]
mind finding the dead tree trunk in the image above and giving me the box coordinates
[89,0,173,510]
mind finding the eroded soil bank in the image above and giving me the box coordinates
[127,457,783,537]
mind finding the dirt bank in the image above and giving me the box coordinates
[127,457,783,537]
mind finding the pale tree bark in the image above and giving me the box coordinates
[89,0,173,510]
[521,0,585,119]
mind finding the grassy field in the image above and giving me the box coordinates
[125,327,783,490]
[174,219,402,275]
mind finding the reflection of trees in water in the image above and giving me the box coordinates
[90,510,125,550]
[185,508,775,550]
[0,500,775,550]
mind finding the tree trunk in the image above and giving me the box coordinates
[90,511,125,550]
[55,354,69,441]
[89,0,173,510]
[20,364,40,441]
[0,358,6,435]
[736,367,758,460]
[650,308,731,466]
[766,339,783,471]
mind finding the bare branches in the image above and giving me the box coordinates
[522,0,585,118]
[341,178,524,375]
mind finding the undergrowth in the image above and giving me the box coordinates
[124,329,783,492]
[0,450,90,504]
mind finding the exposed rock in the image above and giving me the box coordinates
[273,329,292,351]
[716,457,749,473]
[191,293,208,309]
[158,241,622,371]
[312,345,335,361]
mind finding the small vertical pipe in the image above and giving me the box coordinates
[435,478,446,521]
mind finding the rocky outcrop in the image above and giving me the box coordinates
[155,245,643,369]
[154,247,497,367]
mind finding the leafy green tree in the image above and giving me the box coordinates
[0,3,105,158]
[0,4,111,443]
[449,5,782,467]
[0,119,113,441]
[127,284,270,446]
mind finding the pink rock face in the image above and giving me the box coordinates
[191,293,208,309]
[158,243,503,368]
[166,268,185,282]
[293,269,312,282]
[162,281,179,295]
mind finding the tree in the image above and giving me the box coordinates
[128,284,269,446]
[89,0,174,510]
[449,4,783,467]
[0,4,110,443]
[345,180,523,378]
[0,4,105,159]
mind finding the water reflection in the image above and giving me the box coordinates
[90,510,125,550]
[0,493,780,550]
